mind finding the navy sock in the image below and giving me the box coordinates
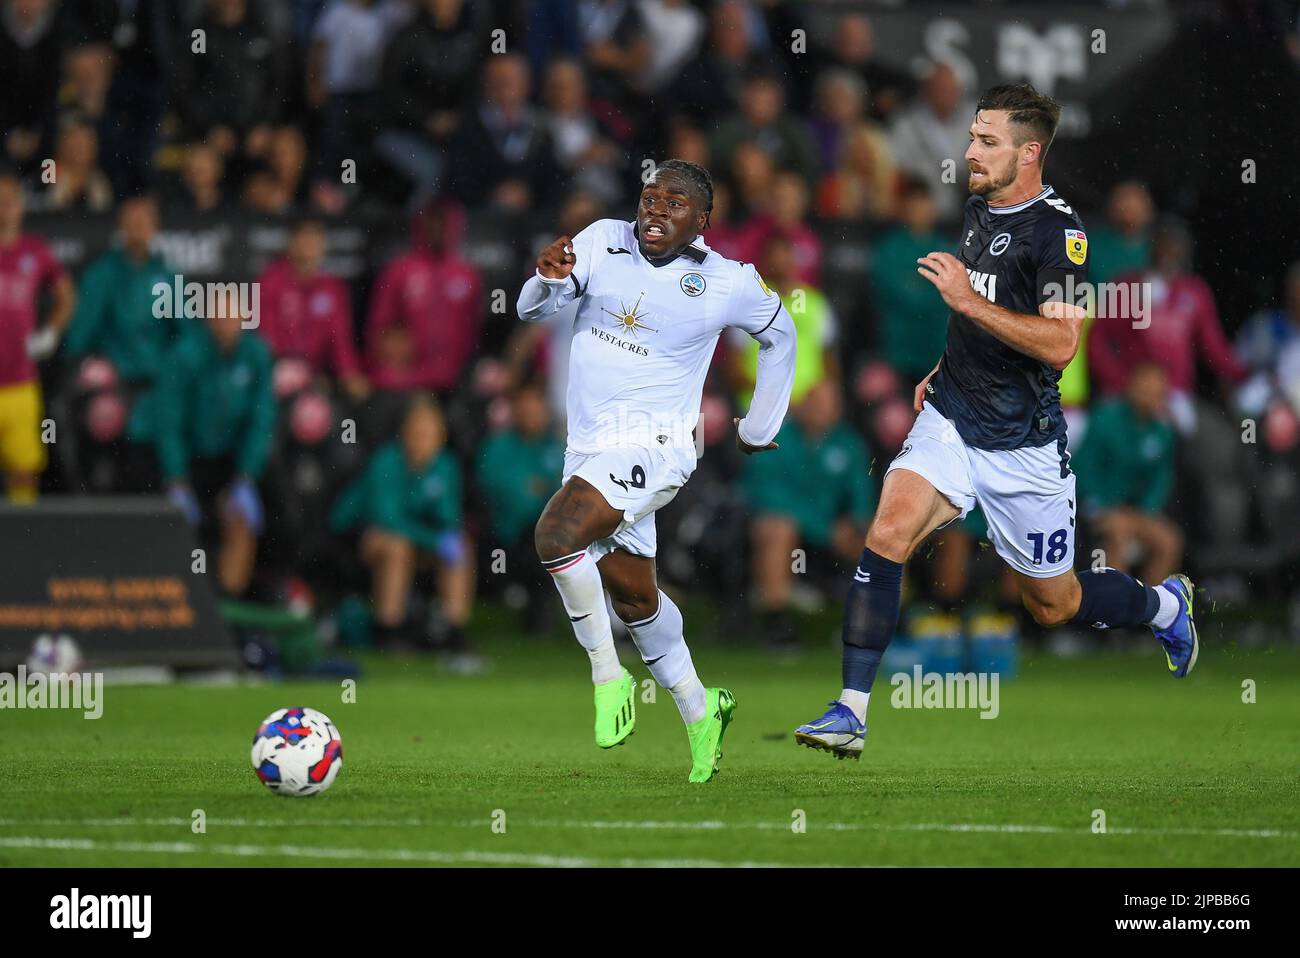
[841,547,904,691]
[1071,568,1160,629]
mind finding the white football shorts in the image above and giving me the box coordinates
[562,443,685,559]
[886,401,1078,578]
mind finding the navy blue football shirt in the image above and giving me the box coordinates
[927,185,1089,451]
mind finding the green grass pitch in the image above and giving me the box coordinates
[2,615,1297,868]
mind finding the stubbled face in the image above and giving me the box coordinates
[965,110,1023,197]
[637,172,706,259]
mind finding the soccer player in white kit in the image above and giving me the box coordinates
[516,160,796,782]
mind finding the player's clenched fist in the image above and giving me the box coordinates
[917,251,977,314]
[537,236,577,280]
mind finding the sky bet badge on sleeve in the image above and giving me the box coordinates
[756,272,773,297]
[1065,229,1088,265]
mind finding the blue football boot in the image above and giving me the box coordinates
[1153,574,1199,678]
[794,701,865,760]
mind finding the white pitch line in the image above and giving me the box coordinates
[0,836,831,869]
[0,817,1293,840]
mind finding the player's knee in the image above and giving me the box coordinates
[533,516,577,564]
[865,515,913,561]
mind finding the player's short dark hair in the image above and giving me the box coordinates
[652,159,714,215]
[975,83,1062,165]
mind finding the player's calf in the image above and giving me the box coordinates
[1019,574,1082,628]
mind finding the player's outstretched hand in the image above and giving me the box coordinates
[734,417,778,455]
[538,235,577,280]
[916,251,975,313]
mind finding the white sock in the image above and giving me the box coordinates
[670,672,708,726]
[587,640,623,686]
[1148,584,1179,630]
[839,689,870,724]
[544,548,621,684]
[625,590,707,725]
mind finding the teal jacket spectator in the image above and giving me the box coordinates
[147,325,276,483]
[1087,226,1150,287]
[871,183,950,381]
[1073,397,1175,515]
[64,246,177,383]
[742,418,875,547]
[477,429,564,547]
[331,441,463,552]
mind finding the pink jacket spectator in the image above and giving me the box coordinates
[732,215,823,286]
[365,200,483,393]
[1089,270,1248,397]
[254,258,361,378]
[0,234,65,386]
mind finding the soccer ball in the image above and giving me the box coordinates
[27,634,84,675]
[250,707,343,796]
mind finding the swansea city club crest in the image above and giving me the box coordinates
[680,272,706,297]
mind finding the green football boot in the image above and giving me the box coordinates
[593,668,636,748]
[686,688,737,783]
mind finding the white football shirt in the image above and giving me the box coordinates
[517,218,796,478]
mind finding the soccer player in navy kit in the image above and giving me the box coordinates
[796,84,1199,760]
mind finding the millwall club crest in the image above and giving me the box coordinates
[680,272,706,297]
[989,232,1012,256]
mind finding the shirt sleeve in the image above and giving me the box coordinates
[727,262,796,447]
[1035,214,1090,309]
[516,221,602,323]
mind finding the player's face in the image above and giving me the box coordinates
[637,173,706,259]
[965,111,1022,196]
